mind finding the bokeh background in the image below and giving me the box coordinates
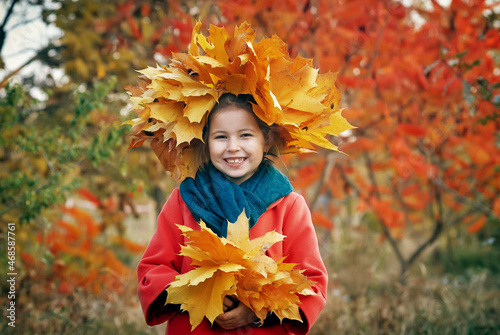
[1,0,499,334]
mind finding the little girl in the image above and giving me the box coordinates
[129,22,352,335]
[137,93,328,334]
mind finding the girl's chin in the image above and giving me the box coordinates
[226,169,260,185]
[225,172,246,180]
[220,170,252,184]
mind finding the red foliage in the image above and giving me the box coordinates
[78,188,102,207]
[467,216,487,234]
[25,188,145,297]
[217,0,499,250]
[311,211,334,230]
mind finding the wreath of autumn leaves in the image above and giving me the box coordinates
[124,21,353,180]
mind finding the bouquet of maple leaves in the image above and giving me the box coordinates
[166,211,317,330]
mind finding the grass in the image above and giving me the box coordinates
[310,227,500,335]
[312,268,500,335]
[1,283,164,335]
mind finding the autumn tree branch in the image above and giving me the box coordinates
[0,52,37,88]
[0,0,20,54]
[0,43,61,88]
[432,177,496,218]
[309,151,337,210]
[403,178,445,281]
[336,164,361,197]
[362,151,407,275]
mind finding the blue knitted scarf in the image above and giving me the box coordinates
[179,161,293,238]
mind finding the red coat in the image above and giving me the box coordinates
[138,188,328,334]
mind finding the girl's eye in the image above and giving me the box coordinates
[215,135,227,139]
[241,133,253,138]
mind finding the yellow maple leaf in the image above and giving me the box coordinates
[171,117,203,145]
[269,58,325,114]
[166,211,316,330]
[167,270,239,329]
[171,53,214,85]
[307,71,341,107]
[206,25,231,65]
[147,100,184,125]
[183,95,217,123]
[137,64,167,79]
[226,211,284,257]
[157,68,217,98]
[325,111,356,136]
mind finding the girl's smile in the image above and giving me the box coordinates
[208,106,269,185]
[224,157,246,166]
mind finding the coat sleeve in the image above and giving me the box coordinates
[281,193,328,334]
[137,188,185,326]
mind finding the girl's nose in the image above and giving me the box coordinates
[227,137,240,151]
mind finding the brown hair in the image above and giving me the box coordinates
[194,93,283,168]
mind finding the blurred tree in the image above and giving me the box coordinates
[0,1,205,331]
[0,79,124,223]
[0,0,209,220]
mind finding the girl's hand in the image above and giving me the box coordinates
[216,298,258,330]
[222,296,237,312]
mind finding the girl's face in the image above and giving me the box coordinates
[208,106,269,185]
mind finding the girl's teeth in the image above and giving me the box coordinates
[227,158,244,163]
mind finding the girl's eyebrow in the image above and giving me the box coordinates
[210,128,257,134]
[209,129,227,135]
[238,128,257,133]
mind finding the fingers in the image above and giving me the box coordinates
[223,296,239,312]
[222,297,234,312]
[215,302,258,330]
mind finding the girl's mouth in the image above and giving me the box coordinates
[225,158,246,164]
